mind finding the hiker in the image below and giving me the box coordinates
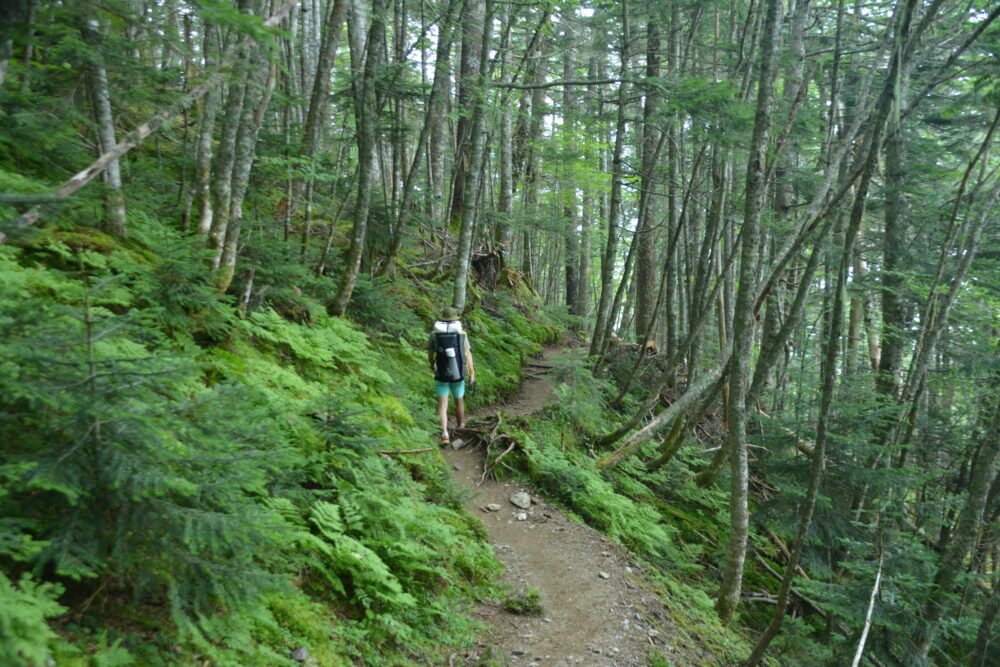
[428,306,475,444]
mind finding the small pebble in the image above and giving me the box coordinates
[484,503,502,512]
[516,512,528,521]
[648,629,661,638]
[598,571,610,579]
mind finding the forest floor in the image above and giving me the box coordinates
[442,347,711,666]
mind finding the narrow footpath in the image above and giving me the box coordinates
[441,348,688,666]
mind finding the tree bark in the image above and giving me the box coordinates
[217,56,276,292]
[81,16,127,235]
[382,0,459,275]
[634,13,661,342]
[451,0,493,310]
[332,0,388,317]
[715,0,782,626]
[590,0,630,358]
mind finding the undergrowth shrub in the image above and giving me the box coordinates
[0,255,301,630]
[546,348,617,436]
[0,573,66,666]
[346,273,424,339]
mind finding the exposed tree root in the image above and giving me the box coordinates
[454,414,526,484]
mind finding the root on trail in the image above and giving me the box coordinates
[454,414,525,484]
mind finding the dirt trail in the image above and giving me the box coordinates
[442,348,681,666]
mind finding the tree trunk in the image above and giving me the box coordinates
[332,0,388,317]
[82,17,127,235]
[217,56,276,292]
[562,43,579,314]
[451,0,493,310]
[195,24,223,237]
[447,0,485,231]
[208,64,250,266]
[382,0,459,275]
[295,0,348,209]
[634,13,660,342]
[715,0,781,626]
[590,0,630,358]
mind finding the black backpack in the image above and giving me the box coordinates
[434,330,466,382]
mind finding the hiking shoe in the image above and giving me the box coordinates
[438,435,450,445]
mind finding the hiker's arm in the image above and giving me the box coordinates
[465,338,475,382]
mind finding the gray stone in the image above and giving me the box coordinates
[291,647,309,662]
[598,571,610,579]
[485,503,502,512]
[516,512,528,521]
[450,438,465,450]
[648,629,661,638]
[510,491,532,508]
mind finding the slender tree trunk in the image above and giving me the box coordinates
[715,0,782,626]
[383,0,459,275]
[208,65,249,266]
[447,0,485,231]
[332,0,388,317]
[590,0,630,358]
[82,17,127,235]
[295,0,348,217]
[195,24,223,237]
[747,80,870,660]
[634,12,660,342]
[561,42,579,314]
[917,386,1000,660]
[217,57,276,292]
[971,576,1000,666]
[452,0,493,310]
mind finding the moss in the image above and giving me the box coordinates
[502,587,544,616]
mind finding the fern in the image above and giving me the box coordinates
[0,572,65,667]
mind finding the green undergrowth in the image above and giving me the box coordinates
[0,222,558,665]
[488,348,756,661]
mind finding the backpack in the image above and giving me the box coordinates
[433,322,466,382]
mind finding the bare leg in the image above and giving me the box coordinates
[437,396,450,436]
[455,397,465,429]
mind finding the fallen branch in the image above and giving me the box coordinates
[756,408,815,456]
[767,528,811,580]
[597,344,732,469]
[754,553,830,619]
[377,447,434,455]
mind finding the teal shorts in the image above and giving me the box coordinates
[435,380,465,399]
